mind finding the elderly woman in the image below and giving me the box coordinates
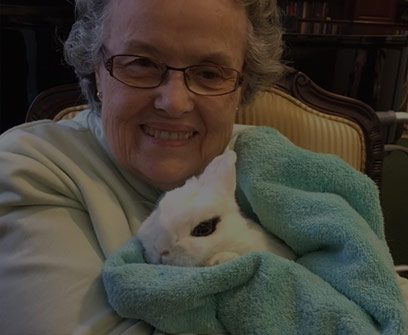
[0,0,406,334]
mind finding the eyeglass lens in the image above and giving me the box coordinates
[110,55,240,95]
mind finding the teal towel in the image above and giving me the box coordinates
[102,127,407,334]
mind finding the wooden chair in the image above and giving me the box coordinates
[26,83,87,122]
[26,69,386,189]
[238,69,385,189]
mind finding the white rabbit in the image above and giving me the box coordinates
[137,150,296,267]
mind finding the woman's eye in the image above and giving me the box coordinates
[191,216,221,237]
[131,58,156,68]
[196,69,224,81]
[116,56,159,71]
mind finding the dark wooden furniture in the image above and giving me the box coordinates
[279,0,408,35]
[275,69,385,188]
[282,34,408,113]
[25,83,86,122]
[0,3,76,133]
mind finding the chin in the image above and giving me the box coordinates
[144,169,194,191]
[120,152,195,190]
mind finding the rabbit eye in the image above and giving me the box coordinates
[191,216,220,237]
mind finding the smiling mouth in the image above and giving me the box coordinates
[141,125,196,141]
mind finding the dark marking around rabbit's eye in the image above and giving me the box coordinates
[191,216,221,237]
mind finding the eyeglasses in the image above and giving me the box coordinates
[102,52,244,96]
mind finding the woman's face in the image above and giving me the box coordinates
[96,0,247,191]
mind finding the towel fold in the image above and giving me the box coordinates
[103,127,407,334]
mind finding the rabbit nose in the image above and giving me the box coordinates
[160,250,170,264]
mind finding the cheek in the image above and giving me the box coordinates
[102,86,144,121]
[199,97,238,157]
[100,88,150,164]
[101,105,134,161]
[206,94,240,129]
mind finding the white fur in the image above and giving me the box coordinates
[137,150,295,267]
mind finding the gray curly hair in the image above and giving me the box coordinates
[64,0,284,113]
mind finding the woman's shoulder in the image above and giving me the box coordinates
[1,108,96,135]
[0,110,115,196]
[0,110,103,156]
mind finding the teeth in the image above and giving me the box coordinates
[142,125,194,140]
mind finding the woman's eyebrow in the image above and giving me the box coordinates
[195,52,234,66]
[121,40,161,56]
[122,40,234,66]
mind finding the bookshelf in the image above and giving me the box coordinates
[278,0,408,35]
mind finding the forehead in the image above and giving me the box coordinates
[104,0,247,66]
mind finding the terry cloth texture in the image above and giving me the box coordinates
[102,127,407,335]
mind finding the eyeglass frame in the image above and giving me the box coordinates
[100,49,244,96]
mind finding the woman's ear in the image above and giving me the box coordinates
[95,63,102,92]
[238,79,247,106]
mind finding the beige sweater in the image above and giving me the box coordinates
[0,110,216,334]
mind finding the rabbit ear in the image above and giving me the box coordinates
[198,150,237,195]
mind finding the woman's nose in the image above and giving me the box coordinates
[153,71,194,117]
